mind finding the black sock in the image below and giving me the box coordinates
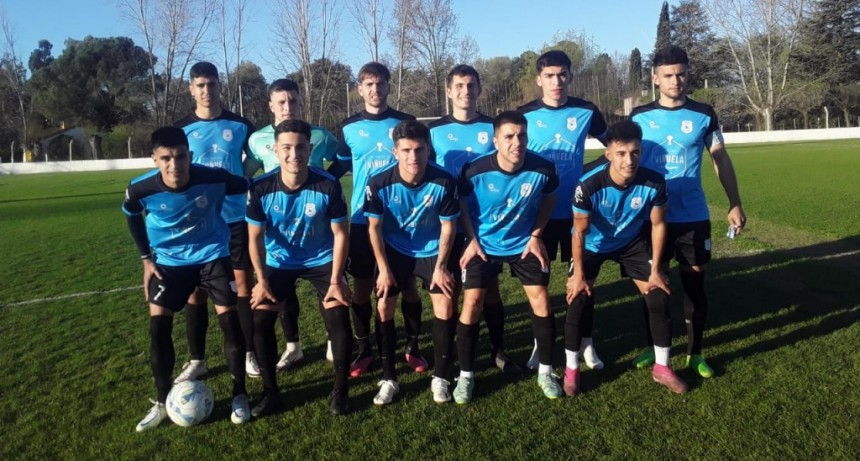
[644,289,672,348]
[351,302,373,355]
[579,294,595,340]
[432,317,454,380]
[456,321,479,373]
[641,298,654,346]
[401,299,422,353]
[236,296,254,354]
[150,315,174,403]
[378,319,397,381]
[564,293,590,352]
[680,270,708,355]
[185,303,208,360]
[482,301,505,356]
[532,312,556,366]
[279,293,301,343]
[217,310,247,397]
[323,306,352,392]
[253,309,279,395]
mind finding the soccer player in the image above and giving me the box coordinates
[429,64,522,374]
[173,62,259,381]
[566,120,687,395]
[124,127,251,432]
[246,78,341,371]
[327,62,426,377]
[246,120,353,417]
[455,111,562,403]
[365,120,459,405]
[518,50,608,371]
[629,46,746,377]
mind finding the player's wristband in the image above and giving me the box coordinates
[530,234,541,239]
[140,253,153,260]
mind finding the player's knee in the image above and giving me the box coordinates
[644,289,670,315]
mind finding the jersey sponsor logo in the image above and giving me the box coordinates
[160,203,168,210]
[265,144,273,151]
[272,204,285,214]
[358,129,370,137]
[630,196,643,210]
[392,195,401,204]
[447,133,459,142]
[195,195,209,208]
[487,183,498,192]
[223,129,234,142]
[536,120,547,128]
[648,121,660,129]
[192,131,202,138]
[520,183,533,197]
[567,117,578,131]
[478,132,489,144]
[574,186,584,204]
[304,203,317,217]
[681,120,693,134]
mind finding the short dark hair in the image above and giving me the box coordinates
[536,50,572,73]
[446,64,481,87]
[190,61,219,80]
[605,120,643,145]
[151,126,189,151]
[493,110,527,131]
[652,45,689,69]
[358,62,391,83]
[268,78,300,98]
[392,120,429,144]
[274,119,312,142]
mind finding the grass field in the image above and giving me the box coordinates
[1,139,858,460]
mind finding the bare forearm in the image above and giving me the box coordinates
[331,227,349,284]
[437,221,455,269]
[533,195,556,235]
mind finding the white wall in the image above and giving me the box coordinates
[2,127,858,175]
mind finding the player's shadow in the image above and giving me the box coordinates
[544,234,860,393]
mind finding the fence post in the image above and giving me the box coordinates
[128,136,132,159]
[69,139,74,161]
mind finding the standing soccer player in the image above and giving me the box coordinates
[455,111,562,403]
[246,78,341,371]
[124,127,251,432]
[327,62,426,377]
[518,50,608,371]
[246,120,354,417]
[566,120,686,396]
[365,120,459,405]
[173,62,259,381]
[429,65,522,374]
[629,46,746,377]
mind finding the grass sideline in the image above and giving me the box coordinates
[0,139,858,459]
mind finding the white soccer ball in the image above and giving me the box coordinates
[166,380,214,427]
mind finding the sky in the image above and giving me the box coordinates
[2,0,668,80]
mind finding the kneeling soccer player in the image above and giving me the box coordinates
[365,120,459,405]
[123,126,251,432]
[456,111,562,403]
[565,120,687,395]
[246,120,354,416]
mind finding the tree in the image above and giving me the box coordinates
[349,0,384,62]
[387,0,416,110]
[117,0,216,126]
[29,36,151,132]
[231,61,269,127]
[671,0,726,90]
[216,0,250,114]
[288,58,352,128]
[703,0,806,131]
[628,48,643,93]
[784,81,827,128]
[653,1,672,58]
[411,0,459,115]
[28,39,53,73]
[0,8,30,153]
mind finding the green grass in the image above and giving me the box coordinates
[1,140,859,460]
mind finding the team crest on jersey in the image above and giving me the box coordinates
[304,203,317,217]
[477,132,489,144]
[681,120,693,134]
[567,117,578,131]
[574,186,584,204]
[388,128,394,139]
[630,197,643,210]
[222,129,233,142]
[195,195,208,208]
[520,183,533,197]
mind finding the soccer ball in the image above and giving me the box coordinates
[166,380,214,427]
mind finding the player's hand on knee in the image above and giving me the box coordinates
[647,270,671,295]
[566,275,590,304]
[142,259,162,300]
[431,267,454,299]
[324,280,352,307]
[522,236,548,273]
[460,239,487,270]
[250,282,277,308]
[375,271,396,299]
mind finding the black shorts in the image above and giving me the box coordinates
[577,235,653,282]
[449,233,467,280]
[148,257,237,310]
[383,247,443,296]
[228,221,252,270]
[642,220,712,266]
[261,262,336,306]
[541,218,573,262]
[462,253,550,289]
[347,223,375,279]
